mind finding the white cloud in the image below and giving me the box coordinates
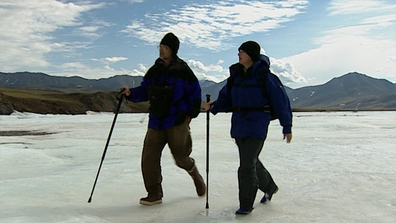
[283,0,396,88]
[128,69,146,77]
[75,20,113,39]
[361,14,396,27]
[50,42,91,54]
[187,59,228,82]
[78,26,100,33]
[269,58,308,87]
[75,26,101,38]
[54,62,134,79]
[284,30,396,87]
[121,0,308,50]
[137,63,148,73]
[0,0,104,71]
[91,57,128,64]
[188,60,224,73]
[123,0,145,3]
[328,0,396,15]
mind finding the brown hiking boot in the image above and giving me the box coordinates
[139,194,162,206]
[188,165,206,197]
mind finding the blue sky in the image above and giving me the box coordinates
[0,0,395,88]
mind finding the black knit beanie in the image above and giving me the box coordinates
[238,41,260,61]
[160,32,180,56]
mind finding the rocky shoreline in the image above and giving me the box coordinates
[0,90,150,115]
[0,131,54,136]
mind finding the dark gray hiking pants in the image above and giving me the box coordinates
[235,137,277,210]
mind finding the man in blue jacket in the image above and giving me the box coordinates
[120,32,205,206]
[205,41,292,215]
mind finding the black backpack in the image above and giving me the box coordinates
[227,71,280,121]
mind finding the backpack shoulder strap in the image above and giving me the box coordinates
[258,71,281,120]
[258,71,283,99]
[258,73,269,100]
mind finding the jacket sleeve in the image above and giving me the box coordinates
[127,66,157,102]
[211,79,233,115]
[184,64,202,119]
[265,73,293,134]
[127,76,151,102]
[186,78,202,118]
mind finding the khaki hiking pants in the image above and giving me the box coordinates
[141,121,195,197]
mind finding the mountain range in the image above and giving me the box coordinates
[0,71,395,115]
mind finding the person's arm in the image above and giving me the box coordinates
[209,78,233,115]
[265,73,293,138]
[120,67,155,103]
[183,64,202,120]
[186,79,202,119]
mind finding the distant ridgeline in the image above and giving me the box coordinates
[0,71,395,115]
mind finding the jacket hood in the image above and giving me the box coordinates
[259,54,270,68]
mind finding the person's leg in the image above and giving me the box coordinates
[167,122,206,197]
[140,128,166,205]
[235,137,264,213]
[257,159,276,191]
[257,159,278,203]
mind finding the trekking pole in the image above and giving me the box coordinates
[88,93,124,203]
[205,94,211,209]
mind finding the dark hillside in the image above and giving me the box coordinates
[0,72,143,93]
[0,87,149,115]
[287,72,396,109]
[1,71,396,114]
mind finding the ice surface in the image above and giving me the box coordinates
[1,111,395,223]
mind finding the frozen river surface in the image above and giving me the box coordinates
[0,111,395,223]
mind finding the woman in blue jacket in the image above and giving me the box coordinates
[205,41,293,215]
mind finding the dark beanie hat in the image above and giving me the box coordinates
[238,41,260,61]
[160,32,180,56]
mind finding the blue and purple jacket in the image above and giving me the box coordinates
[127,57,202,130]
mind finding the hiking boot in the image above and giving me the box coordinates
[188,165,206,197]
[260,186,279,203]
[235,207,253,215]
[139,194,162,206]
